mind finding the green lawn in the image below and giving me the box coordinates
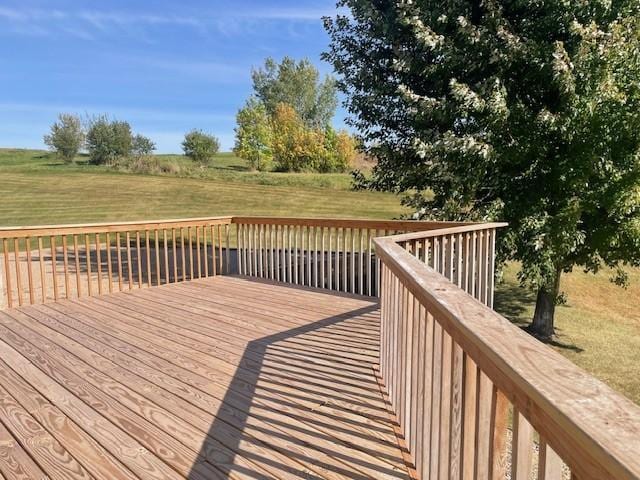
[0,149,406,226]
[2,147,639,405]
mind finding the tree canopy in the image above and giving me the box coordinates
[43,113,84,163]
[324,0,640,337]
[252,56,338,128]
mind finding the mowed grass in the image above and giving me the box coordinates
[0,148,407,226]
[2,148,639,405]
[496,263,640,404]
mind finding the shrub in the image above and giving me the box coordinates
[131,134,156,158]
[182,130,220,164]
[270,103,356,172]
[86,116,133,165]
[321,128,356,173]
[43,113,84,162]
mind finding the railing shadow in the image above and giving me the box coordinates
[185,300,409,479]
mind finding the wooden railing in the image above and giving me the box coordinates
[375,230,640,480]
[0,217,233,308]
[232,216,488,298]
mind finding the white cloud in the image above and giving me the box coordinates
[0,5,335,39]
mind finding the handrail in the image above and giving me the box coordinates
[374,234,640,480]
[231,215,474,230]
[0,216,234,239]
[1,216,501,308]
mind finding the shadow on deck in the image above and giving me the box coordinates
[0,276,412,479]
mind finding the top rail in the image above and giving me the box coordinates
[374,233,640,480]
[231,215,475,230]
[0,216,234,239]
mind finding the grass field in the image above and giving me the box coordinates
[1,147,639,404]
[0,149,406,225]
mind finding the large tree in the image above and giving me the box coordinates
[252,56,338,128]
[324,1,640,338]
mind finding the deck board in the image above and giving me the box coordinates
[0,276,411,480]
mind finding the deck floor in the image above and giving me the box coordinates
[0,276,411,480]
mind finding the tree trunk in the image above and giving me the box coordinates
[530,267,562,339]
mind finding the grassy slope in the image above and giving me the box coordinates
[0,149,406,225]
[496,264,640,404]
[2,148,639,404]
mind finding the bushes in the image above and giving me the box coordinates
[182,130,220,164]
[43,113,84,162]
[268,103,356,173]
[85,116,133,165]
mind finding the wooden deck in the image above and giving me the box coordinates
[0,276,412,480]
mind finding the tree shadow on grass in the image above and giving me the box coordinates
[494,281,583,353]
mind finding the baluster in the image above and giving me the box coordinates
[211,225,217,276]
[342,227,348,292]
[195,226,201,279]
[367,229,373,296]
[163,229,170,283]
[202,225,208,278]
[449,341,465,479]
[106,232,114,293]
[127,231,134,289]
[258,224,264,278]
[538,440,563,480]
[145,230,152,286]
[180,228,186,281]
[270,225,275,280]
[273,225,279,281]
[25,237,34,304]
[462,355,479,480]
[136,231,143,288]
[490,387,509,479]
[187,227,193,280]
[84,234,93,296]
[247,224,253,276]
[359,229,364,295]
[225,224,230,274]
[350,228,356,293]
[287,224,292,282]
[217,224,223,274]
[50,236,59,300]
[38,237,46,303]
[115,232,123,291]
[327,228,333,290]
[13,238,24,306]
[439,331,454,478]
[293,226,299,284]
[429,316,443,480]
[314,226,319,288]
[512,409,534,480]
[488,229,496,308]
[61,236,69,299]
[95,233,103,295]
[2,239,13,308]
[475,371,494,478]
[172,228,178,281]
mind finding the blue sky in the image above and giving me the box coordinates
[0,0,345,152]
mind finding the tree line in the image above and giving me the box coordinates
[44,115,221,165]
[44,57,357,174]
